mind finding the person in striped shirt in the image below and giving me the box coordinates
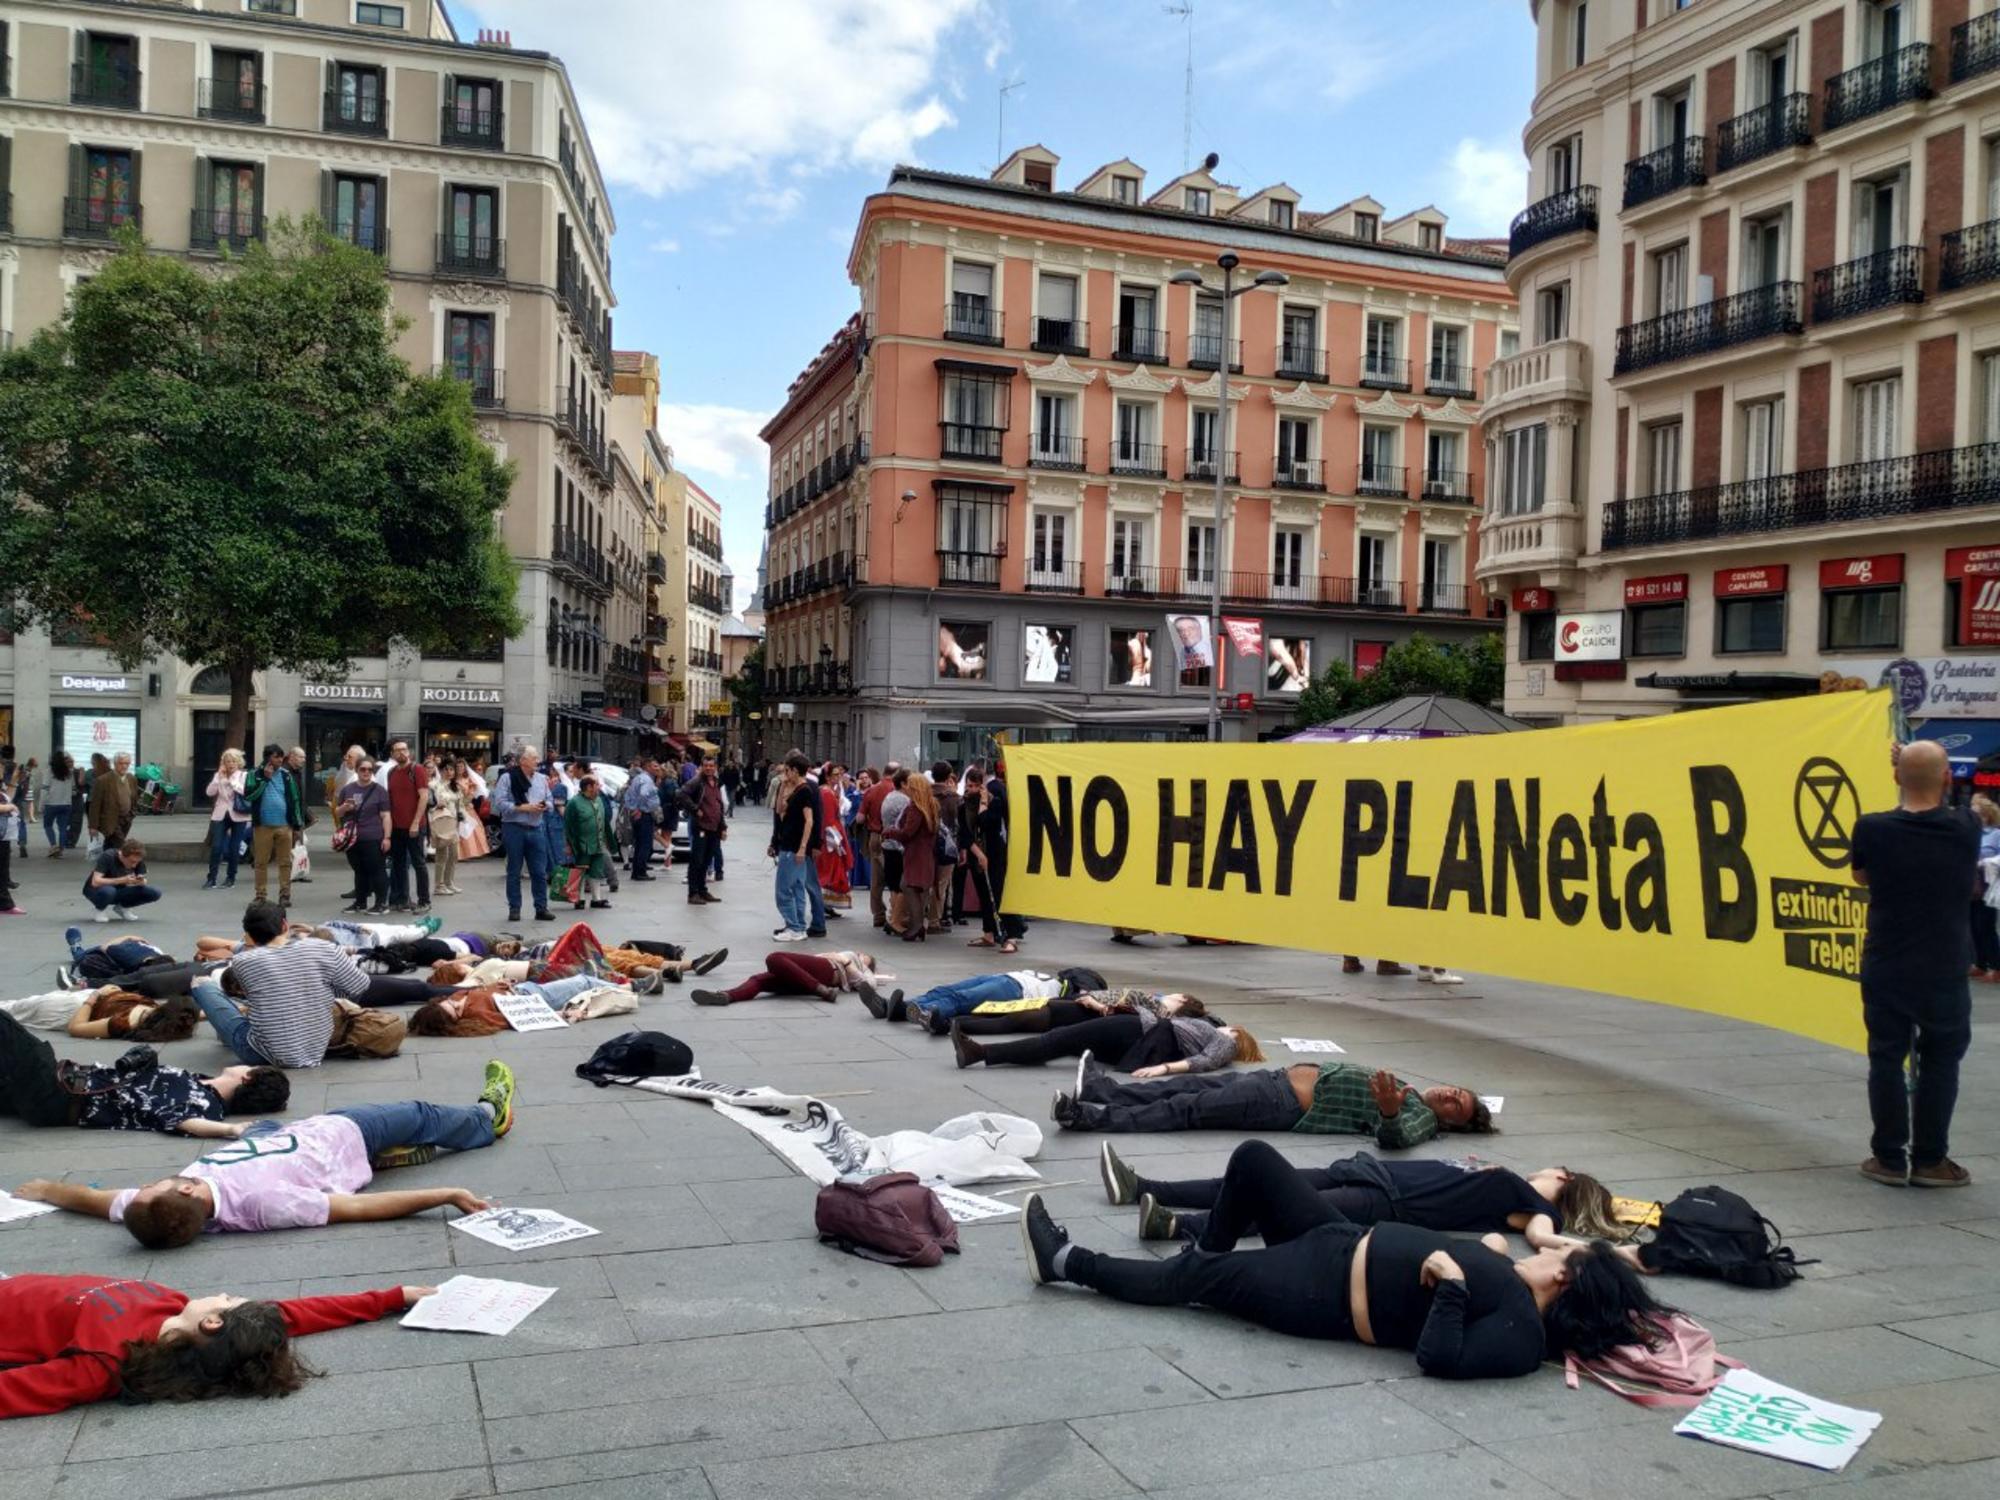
[190,901,370,1068]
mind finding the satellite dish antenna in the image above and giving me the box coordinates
[1202,151,1220,172]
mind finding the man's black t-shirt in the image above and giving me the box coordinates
[1384,1160,1558,1233]
[1851,806,1980,988]
[775,781,817,854]
[84,849,144,895]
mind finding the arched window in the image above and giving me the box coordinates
[190,664,232,696]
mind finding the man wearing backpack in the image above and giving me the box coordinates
[1850,740,1981,1188]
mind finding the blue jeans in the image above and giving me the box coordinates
[774,854,813,932]
[501,822,549,914]
[207,821,245,882]
[908,972,1025,1022]
[86,883,163,912]
[333,1099,496,1160]
[510,975,599,1012]
[630,812,656,876]
[192,979,275,1066]
[805,865,826,932]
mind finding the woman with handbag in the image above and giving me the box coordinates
[335,758,393,913]
[203,749,251,891]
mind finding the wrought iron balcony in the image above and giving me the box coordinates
[1942,220,2000,292]
[1811,246,1923,323]
[1823,43,1932,132]
[62,197,140,240]
[1421,469,1475,503]
[1614,281,1804,374]
[190,207,263,254]
[1031,317,1088,355]
[1277,344,1327,382]
[646,552,667,583]
[1103,564,1207,600]
[1188,333,1242,372]
[944,301,1001,345]
[436,233,505,279]
[1028,433,1086,470]
[199,77,265,123]
[1953,10,2000,83]
[939,422,1005,461]
[1417,583,1472,615]
[1360,354,1411,391]
[1183,450,1240,485]
[1601,439,2000,550]
[1110,441,1167,478]
[1357,461,1407,497]
[1113,324,1167,363]
[440,102,503,147]
[323,88,387,136]
[1326,577,1409,611]
[1508,185,1598,259]
[1714,93,1813,172]
[1425,360,1476,398]
[1025,559,1083,593]
[1623,135,1706,209]
[433,363,503,408]
[72,60,140,109]
[1273,457,1325,491]
[937,550,1002,588]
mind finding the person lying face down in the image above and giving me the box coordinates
[1,986,202,1042]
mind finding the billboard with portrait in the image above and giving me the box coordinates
[1023,624,1073,685]
[1166,613,1213,686]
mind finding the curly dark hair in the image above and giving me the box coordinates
[225,1067,291,1116]
[1543,1240,1677,1361]
[119,1301,315,1404]
[108,994,201,1043]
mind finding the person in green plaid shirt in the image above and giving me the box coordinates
[1051,1059,1492,1143]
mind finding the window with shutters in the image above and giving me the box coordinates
[1184,520,1217,587]
[327,172,385,252]
[1110,516,1150,583]
[65,145,139,237]
[1033,272,1082,353]
[1537,282,1569,343]
[202,48,263,123]
[442,74,502,145]
[1500,424,1548,516]
[1184,186,1211,214]
[1852,171,1906,257]
[326,62,385,134]
[1029,509,1072,589]
[1270,199,1294,228]
[1742,399,1783,480]
[1272,528,1308,592]
[74,32,139,109]
[935,485,1007,587]
[1357,534,1395,601]
[446,311,498,407]
[1112,174,1139,204]
[1353,212,1378,241]
[947,261,997,342]
[1649,243,1688,315]
[193,159,261,251]
[1276,417,1314,483]
[939,371,1007,460]
[1851,377,1900,461]
[441,184,501,274]
[1360,426,1399,492]
[1646,420,1683,495]
[1742,211,1787,289]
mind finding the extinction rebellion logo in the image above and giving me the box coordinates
[1772,757,1868,981]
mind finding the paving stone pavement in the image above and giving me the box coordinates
[1,837,1996,1499]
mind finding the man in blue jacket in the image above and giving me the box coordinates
[623,758,662,881]
[490,748,555,923]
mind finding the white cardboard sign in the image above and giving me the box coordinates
[1675,1370,1882,1471]
[0,1190,59,1224]
[1281,1037,1346,1054]
[402,1275,557,1335]
[451,1206,600,1251]
[494,994,570,1032]
[928,1183,1020,1223]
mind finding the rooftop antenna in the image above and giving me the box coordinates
[996,77,1025,171]
[1165,1,1193,170]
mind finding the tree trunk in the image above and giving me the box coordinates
[227,659,255,760]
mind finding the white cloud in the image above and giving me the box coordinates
[466,0,982,195]
[659,402,771,482]
[1439,136,1527,237]
[647,236,680,254]
[745,185,805,223]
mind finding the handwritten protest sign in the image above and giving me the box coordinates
[402,1276,556,1335]
[494,994,569,1032]
[1281,1037,1346,1054]
[929,1183,1020,1223]
[1675,1370,1881,1471]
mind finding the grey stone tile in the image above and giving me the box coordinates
[1142,1310,1403,1396]
[1889,1311,2000,1368]
[2,1409,82,1468]
[305,1294,636,1373]
[700,1421,1138,1500]
[1784,1225,1999,1275]
[447,1195,733,1266]
[55,1424,488,1499]
[602,1238,940,1338]
[1484,1420,1847,1499]
[474,1328,832,1417]
[689,1173,824,1242]
[3,1470,58,1500]
[486,1475,712,1500]
[482,1377,875,1470]
[1143,1444,1567,1500]
[1814,1458,2000,1499]
[1840,1375,2000,1470]
[846,1343,1210,1438]
[1382,1367,1660,1444]
[1716,1326,1999,1398]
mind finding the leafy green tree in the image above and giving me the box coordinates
[1292,629,1506,727]
[727,641,767,721]
[0,224,521,752]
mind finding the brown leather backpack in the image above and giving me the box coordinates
[325,999,406,1058]
[814,1172,960,1267]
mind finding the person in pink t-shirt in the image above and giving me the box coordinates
[13,1061,518,1249]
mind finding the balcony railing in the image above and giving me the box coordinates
[1811,246,1923,323]
[1823,43,1933,132]
[436,362,502,408]
[1025,560,1084,593]
[1509,185,1598,259]
[436,234,505,279]
[646,552,667,583]
[1029,433,1086,470]
[62,197,140,240]
[1714,92,1813,172]
[939,422,1005,461]
[1418,583,1472,615]
[1104,564,1208,600]
[1360,354,1411,391]
[1113,324,1167,363]
[1357,461,1406,497]
[198,77,265,123]
[1953,10,2000,83]
[323,88,388,136]
[1188,334,1242,372]
[1614,280,1804,373]
[944,301,1001,345]
[1110,441,1167,477]
[1601,439,2000,550]
[1183,450,1240,484]
[1273,457,1325,491]
[72,61,140,109]
[1031,317,1088,355]
[440,103,504,147]
[1327,577,1409,611]
[938,550,1002,588]
[1623,134,1707,209]
[1942,219,2000,292]
[190,207,262,254]
[550,523,612,597]
[1277,344,1327,381]
[0,193,11,235]
[1425,360,1477,398]
[1421,469,1475,503]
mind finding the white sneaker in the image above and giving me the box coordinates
[94,908,113,923]
[1430,971,1465,986]
[126,908,146,921]
[775,929,808,943]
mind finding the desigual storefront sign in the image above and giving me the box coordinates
[56,674,133,693]
[301,683,386,702]
[422,687,503,705]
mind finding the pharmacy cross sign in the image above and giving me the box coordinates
[1794,757,1860,870]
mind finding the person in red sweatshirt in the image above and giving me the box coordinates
[0,1274,432,1418]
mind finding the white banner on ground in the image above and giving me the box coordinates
[623,1072,802,1114]
[494,994,570,1032]
[712,1098,874,1185]
[402,1276,557,1335]
[1675,1370,1882,1471]
[708,1093,1042,1199]
[929,1184,1020,1222]
[1281,1037,1346,1054]
[451,1207,600,1252]
[0,1190,59,1224]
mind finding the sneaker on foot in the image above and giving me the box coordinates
[201,879,217,891]
[632,967,664,996]
[372,1143,439,1171]
[1341,956,1364,974]
[479,1059,517,1138]
[691,948,728,976]
[1077,1050,1110,1101]
[949,1020,983,1069]
[1137,1193,1178,1242]
[94,908,113,924]
[1074,1050,1094,1101]
[534,909,557,922]
[691,988,732,1006]
[1020,1192,1069,1286]
[813,984,838,1002]
[1859,1156,1908,1186]
[1375,961,1411,976]
[1050,1090,1079,1128]
[1099,1141,1137,1206]
[1911,1158,1972,1188]
[775,929,807,943]
[1425,969,1465,986]
[64,926,84,960]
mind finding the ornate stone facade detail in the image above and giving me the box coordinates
[1021,353,1098,386]
[1420,397,1479,426]
[1174,371,1247,402]
[432,281,512,308]
[1105,363,1175,393]
[1026,474,1084,505]
[61,248,117,277]
[1353,390,1418,419]
[1268,381,1335,412]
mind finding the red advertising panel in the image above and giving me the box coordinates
[1714,564,1789,598]
[1623,574,1688,604]
[1819,554,1903,589]
[1949,545,2000,647]
[1512,587,1556,613]
[1354,641,1389,677]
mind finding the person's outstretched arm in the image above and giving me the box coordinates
[0,1351,118,1418]
[279,1284,432,1335]
[325,1188,490,1223]
[11,1180,119,1218]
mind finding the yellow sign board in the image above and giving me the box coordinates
[708,699,733,716]
[667,680,685,702]
[1005,691,1896,1051]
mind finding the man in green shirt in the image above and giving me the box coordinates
[1051,1059,1491,1145]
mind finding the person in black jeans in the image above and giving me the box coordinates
[337,759,393,915]
[1851,740,1982,1188]
[1019,1139,1668,1380]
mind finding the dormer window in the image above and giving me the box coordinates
[1112,174,1139,204]
[1270,200,1294,228]
[1024,161,1053,192]
[1354,212,1379,241]
[1185,186,1211,214]
[1420,223,1442,251]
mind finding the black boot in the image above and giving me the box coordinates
[949,1020,985,1069]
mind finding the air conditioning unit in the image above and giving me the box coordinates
[1279,461,1311,485]
[1362,586,1400,608]
[1189,459,1218,480]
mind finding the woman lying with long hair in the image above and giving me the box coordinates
[407,975,633,1036]
[1020,1139,1671,1380]
[1,987,201,1042]
[950,1004,1264,1077]
[0,1275,435,1418]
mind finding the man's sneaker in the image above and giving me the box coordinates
[389,904,414,914]
[1341,956,1364,974]
[64,926,85,961]
[415,911,437,926]
[691,948,728,976]
[55,963,82,992]
[1429,971,1465,986]
[1074,1050,1094,1101]
[1019,1192,1069,1286]
[1051,1090,1080,1128]
[772,926,792,938]
[857,982,888,1020]
[949,1020,984,1069]
[775,929,808,943]
[1911,1158,1973,1188]
[479,1059,517,1138]
[126,908,147,922]
[1077,1050,1111,1101]
[1859,1156,1908,1186]
[632,967,664,996]
[1099,1142,1138,1206]
[372,1143,438,1171]
[805,927,828,939]
[94,908,113,924]
[508,910,522,923]
[691,989,732,1007]
[1137,1193,1178,1242]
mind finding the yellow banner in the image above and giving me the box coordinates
[1005,691,1897,1052]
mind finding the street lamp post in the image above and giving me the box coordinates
[1171,250,1289,743]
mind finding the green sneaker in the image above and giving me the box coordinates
[1099,1141,1138,1206]
[419,916,443,936]
[479,1059,517,1138]
[371,1143,438,1171]
[1137,1193,1178,1242]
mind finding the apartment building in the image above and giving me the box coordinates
[1481,0,2000,778]
[762,146,1516,768]
[0,0,631,779]
[668,472,726,741]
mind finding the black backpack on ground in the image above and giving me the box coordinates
[575,1029,694,1086]
[1638,1185,1810,1289]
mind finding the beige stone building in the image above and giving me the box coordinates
[1481,0,2000,772]
[0,0,638,777]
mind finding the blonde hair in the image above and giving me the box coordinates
[1229,1025,1267,1064]
[1974,794,2000,828]
[221,748,246,772]
[902,773,939,832]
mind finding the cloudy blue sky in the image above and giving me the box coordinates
[453,0,1538,609]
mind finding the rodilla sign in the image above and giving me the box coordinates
[1004,691,1896,1051]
